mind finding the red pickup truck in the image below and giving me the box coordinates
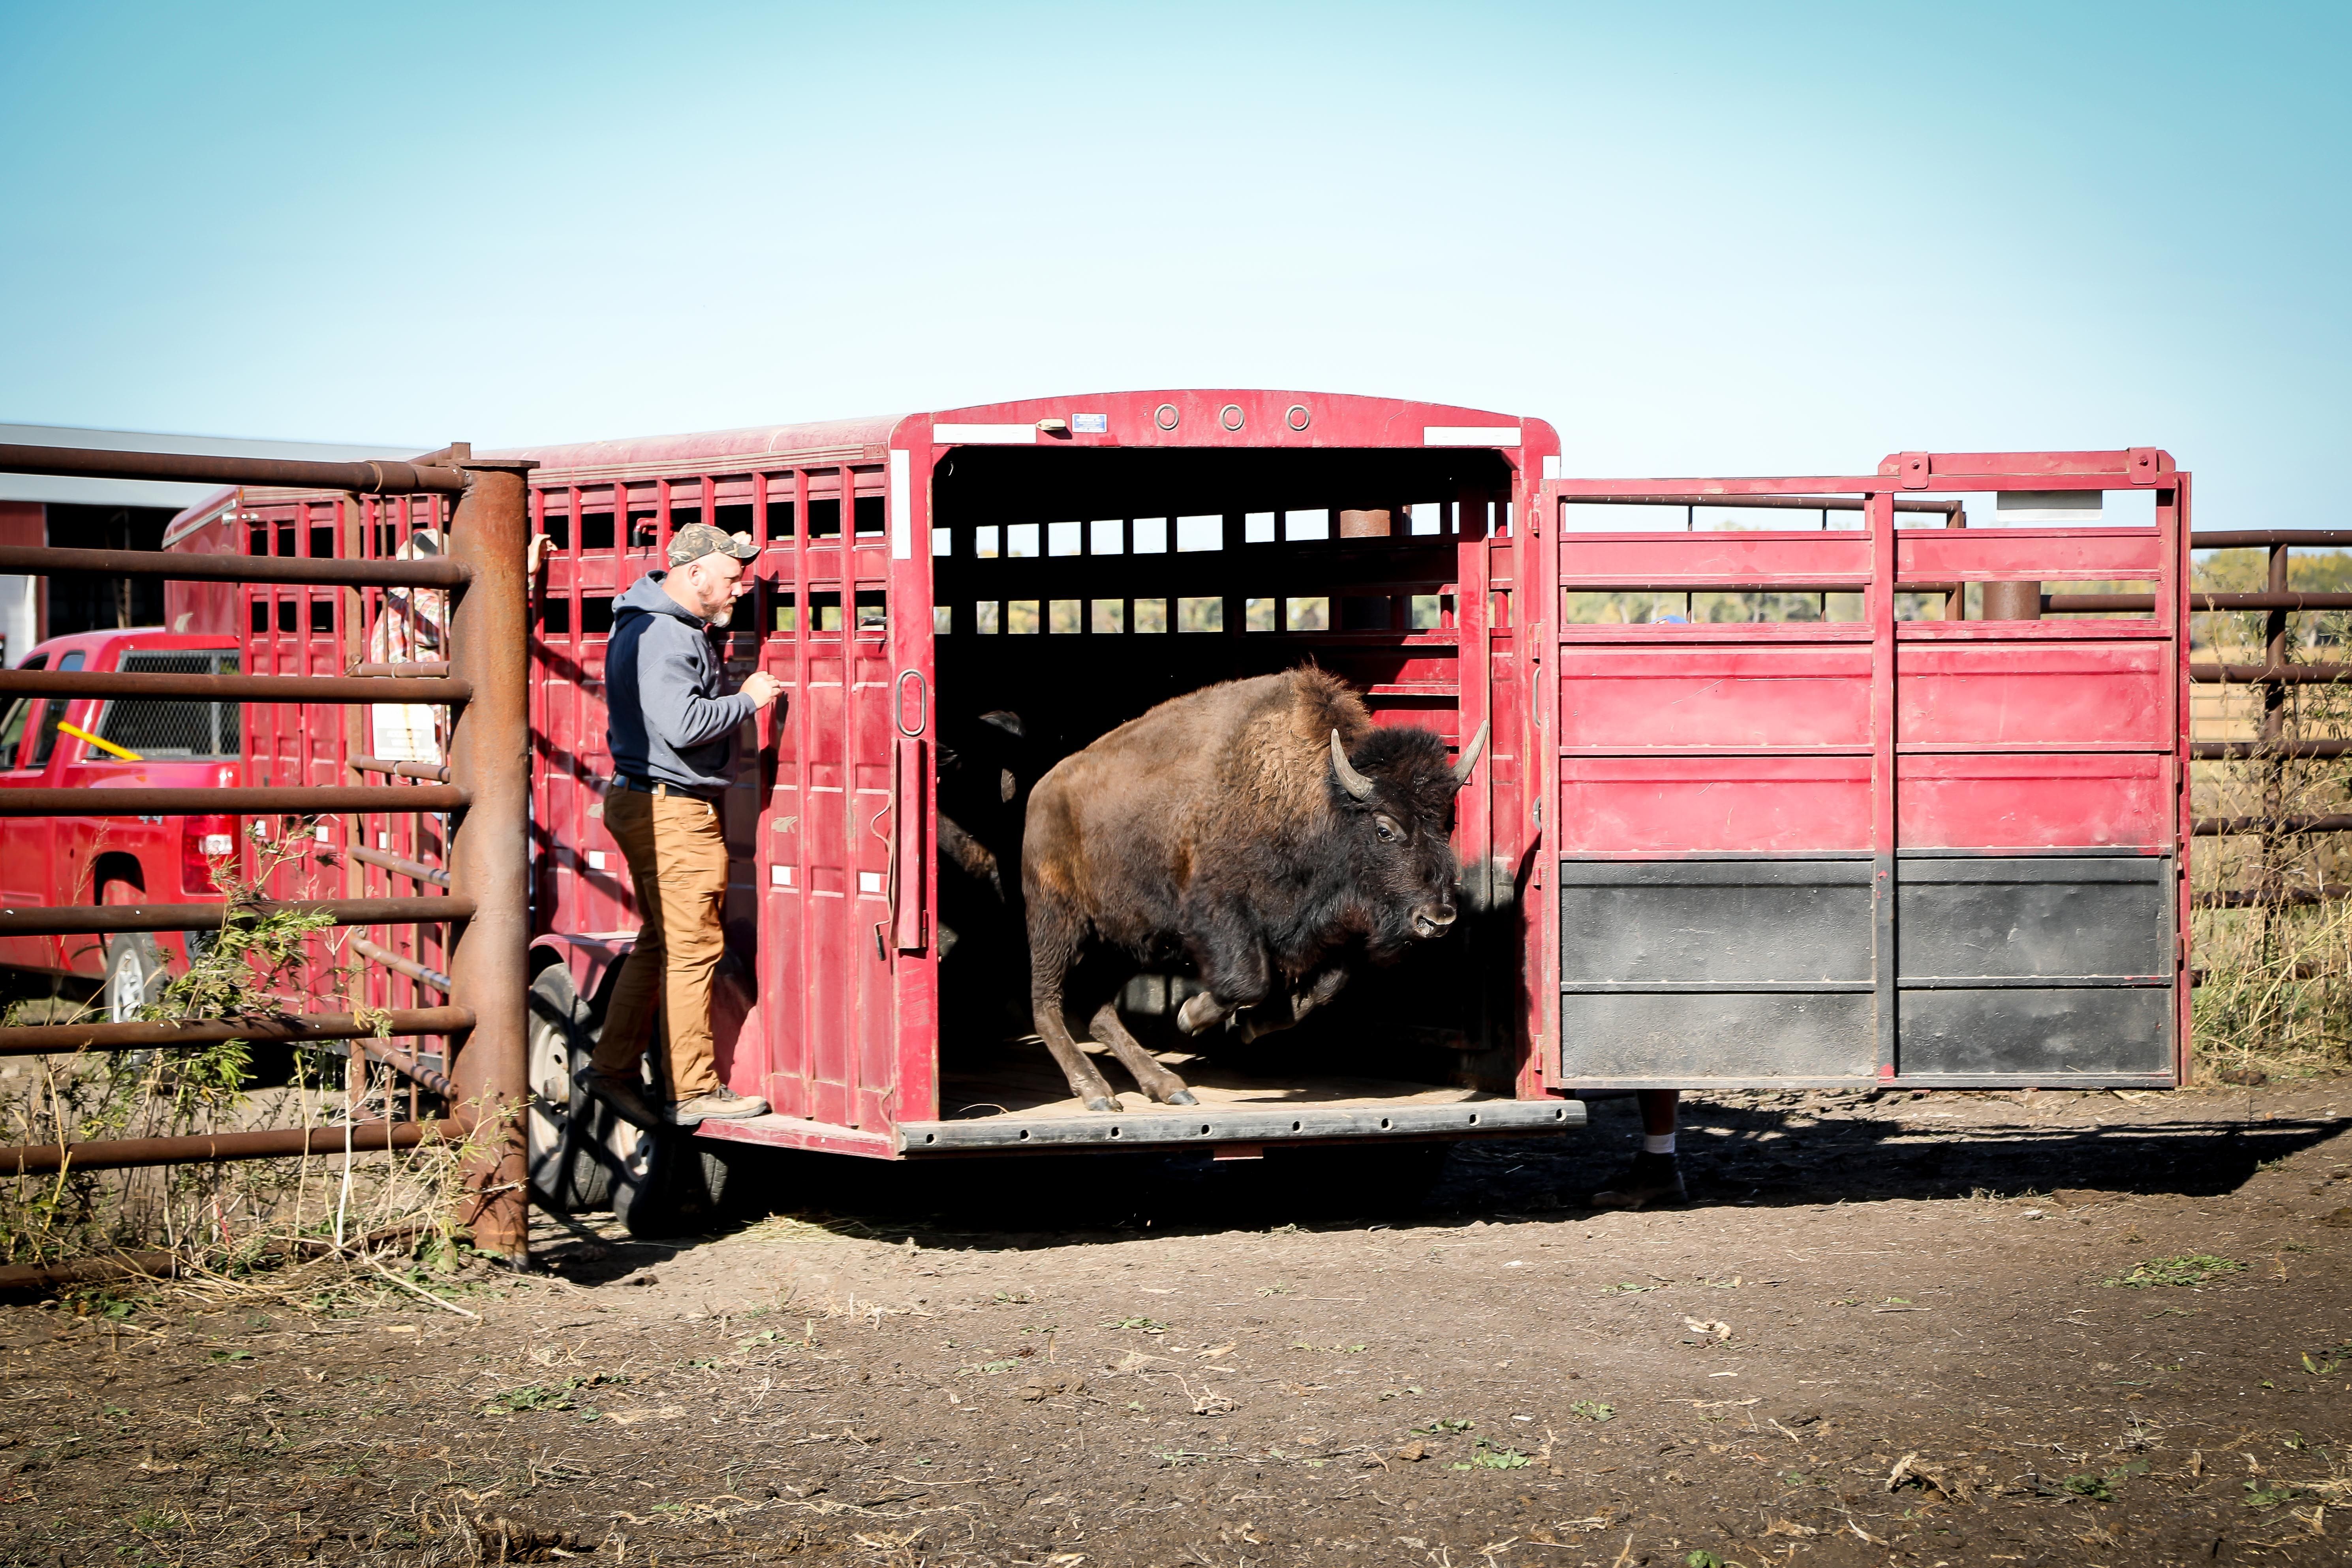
[0,629,242,1021]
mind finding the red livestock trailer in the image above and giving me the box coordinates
[165,395,2189,1230]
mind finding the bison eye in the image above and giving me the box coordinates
[1374,816,1401,843]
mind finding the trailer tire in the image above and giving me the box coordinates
[609,1127,731,1241]
[526,966,612,1213]
[102,933,168,1025]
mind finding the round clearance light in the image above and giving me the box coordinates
[1219,404,1244,432]
[1286,404,1310,431]
[1154,403,1180,431]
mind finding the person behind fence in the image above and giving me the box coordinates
[578,522,783,1127]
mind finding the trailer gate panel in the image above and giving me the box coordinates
[1539,452,2189,1091]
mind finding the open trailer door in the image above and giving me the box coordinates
[1531,450,2191,1091]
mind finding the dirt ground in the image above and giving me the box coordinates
[5,1081,2350,1568]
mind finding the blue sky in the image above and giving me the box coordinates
[1,2,2344,524]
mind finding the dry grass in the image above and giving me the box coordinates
[2188,550,2352,1082]
[0,826,484,1279]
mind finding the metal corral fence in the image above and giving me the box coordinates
[2178,530,2352,919]
[0,440,533,1267]
[1947,526,2352,911]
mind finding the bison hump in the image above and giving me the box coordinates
[1199,667,1368,826]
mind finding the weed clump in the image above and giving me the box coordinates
[0,825,479,1282]
[2101,1254,2247,1289]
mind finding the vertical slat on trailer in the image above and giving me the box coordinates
[887,424,938,1127]
[849,462,897,1134]
[751,468,795,1116]
[1451,482,1500,1057]
[2166,474,2194,1080]
[806,465,851,1127]
[577,484,620,935]
[1866,490,1898,1084]
[1510,430,1562,1096]
[711,471,764,986]
[771,463,815,1120]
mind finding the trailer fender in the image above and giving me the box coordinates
[528,933,633,1016]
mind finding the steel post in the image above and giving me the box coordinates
[2258,543,2292,955]
[442,458,535,1263]
[1981,580,2043,622]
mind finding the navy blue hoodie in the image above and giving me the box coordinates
[605,571,756,793]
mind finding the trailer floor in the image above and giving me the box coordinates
[6,1081,2351,1567]
[939,1043,1490,1119]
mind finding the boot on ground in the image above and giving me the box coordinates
[1591,1151,1687,1210]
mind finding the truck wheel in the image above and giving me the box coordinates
[103,933,167,1024]
[525,966,612,1213]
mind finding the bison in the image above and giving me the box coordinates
[1021,667,1487,1111]
[934,708,1039,1036]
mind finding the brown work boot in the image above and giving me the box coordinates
[1591,1151,1687,1210]
[575,1066,659,1132]
[668,1086,769,1126]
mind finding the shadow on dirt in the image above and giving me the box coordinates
[597,1091,2352,1257]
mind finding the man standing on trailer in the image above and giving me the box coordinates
[579,523,783,1127]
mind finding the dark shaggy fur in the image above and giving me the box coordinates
[1020,667,1472,1111]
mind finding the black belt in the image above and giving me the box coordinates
[613,775,723,803]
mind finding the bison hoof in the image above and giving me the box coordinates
[1175,993,1221,1035]
[1085,1095,1122,1113]
[1162,1087,1200,1107]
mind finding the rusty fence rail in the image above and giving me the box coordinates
[0,441,534,1263]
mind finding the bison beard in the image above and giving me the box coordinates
[1020,667,1487,1112]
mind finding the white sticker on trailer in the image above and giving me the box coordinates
[890,448,911,560]
[1425,426,1522,447]
[1541,454,1563,480]
[932,423,1037,445]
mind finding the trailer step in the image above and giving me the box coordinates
[896,1098,1585,1153]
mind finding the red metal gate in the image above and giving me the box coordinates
[1531,449,2190,1089]
[0,439,534,1262]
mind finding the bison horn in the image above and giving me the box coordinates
[1329,729,1377,801]
[1450,719,1490,787]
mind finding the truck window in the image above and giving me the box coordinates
[28,651,84,768]
[0,653,47,768]
[94,650,242,759]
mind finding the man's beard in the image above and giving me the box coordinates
[706,601,735,628]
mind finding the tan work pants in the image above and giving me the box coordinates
[593,788,728,1098]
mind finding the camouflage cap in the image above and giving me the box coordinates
[666,522,759,567]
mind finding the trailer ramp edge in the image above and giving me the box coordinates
[894,1099,1586,1154]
